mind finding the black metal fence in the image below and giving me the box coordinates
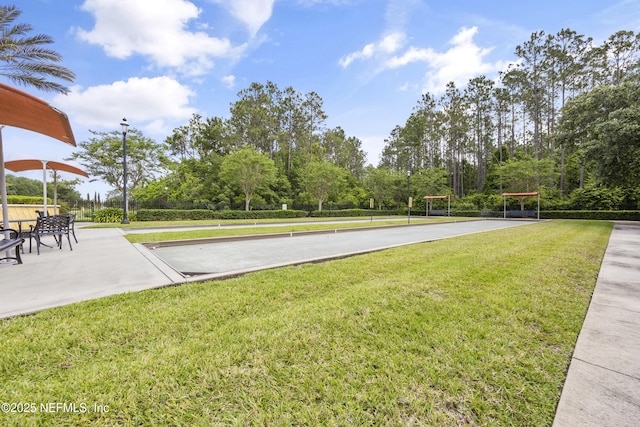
[66,200,123,221]
[65,199,385,221]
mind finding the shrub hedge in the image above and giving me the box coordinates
[135,209,308,221]
[94,207,640,222]
[540,210,640,220]
[461,210,640,220]
[93,208,134,223]
[310,209,394,217]
[0,195,52,204]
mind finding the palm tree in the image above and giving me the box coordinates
[0,4,75,94]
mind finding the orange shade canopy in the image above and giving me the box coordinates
[501,192,540,197]
[0,83,76,146]
[1,83,77,229]
[4,159,88,178]
[423,195,451,199]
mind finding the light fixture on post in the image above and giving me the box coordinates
[120,118,130,224]
[407,170,411,224]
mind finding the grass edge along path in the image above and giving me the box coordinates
[0,220,612,426]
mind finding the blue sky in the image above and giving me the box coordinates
[3,0,639,199]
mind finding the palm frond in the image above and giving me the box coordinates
[0,5,75,94]
[0,5,20,28]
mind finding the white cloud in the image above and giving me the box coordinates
[417,27,501,94]
[386,46,436,68]
[212,0,276,37]
[339,43,374,68]
[221,74,236,88]
[52,76,197,136]
[379,32,406,53]
[339,32,406,67]
[76,0,246,75]
[338,0,421,68]
[339,25,510,96]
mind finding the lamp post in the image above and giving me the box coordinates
[120,118,130,224]
[407,170,411,224]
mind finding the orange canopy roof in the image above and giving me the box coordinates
[501,192,539,197]
[4,159,88,178]
[0,83,75,146]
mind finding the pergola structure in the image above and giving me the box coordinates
[423,195,451,217]
[0,83,76,234]
[501,191,540,220]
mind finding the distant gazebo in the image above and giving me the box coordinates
[501,192,540,220]
[423,195,451,217]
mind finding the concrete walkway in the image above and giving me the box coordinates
[553,221,640,427]
[1,219,638,425]
[0,227,183,318]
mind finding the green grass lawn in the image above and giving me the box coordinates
[0,220,611,426]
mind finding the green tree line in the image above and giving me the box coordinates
[3,174,82,203]
[69,28,640,212]
[380,29,640,203]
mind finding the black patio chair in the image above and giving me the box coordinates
[0,228,25,264]
[62,213,78,243]
[29,215,72,254]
